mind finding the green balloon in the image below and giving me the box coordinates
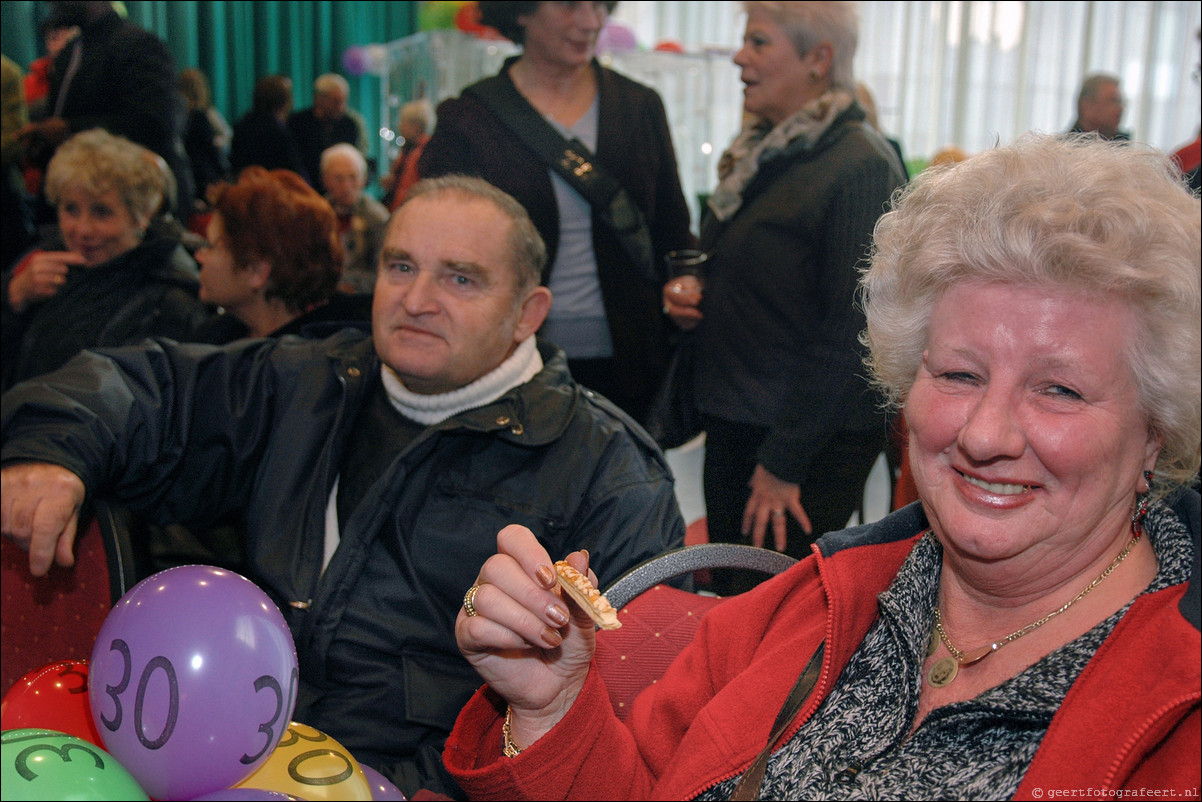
[1,729,149,801]
[418,0,464,31]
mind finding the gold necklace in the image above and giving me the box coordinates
[926,532,1140,688]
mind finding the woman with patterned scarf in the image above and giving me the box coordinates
[662,1,906,595]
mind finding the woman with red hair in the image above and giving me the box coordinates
[194,166,364,341]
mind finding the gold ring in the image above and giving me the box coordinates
[463,584,482,617]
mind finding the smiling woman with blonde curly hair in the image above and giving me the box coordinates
[2,128,209,391]
[441,132,1199,801]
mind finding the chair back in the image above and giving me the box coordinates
[595,544,797,719]
[1,502,142,695]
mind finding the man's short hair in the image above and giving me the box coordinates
[314,73,350,99]
[402,176,547,294]
[1077,72,1120,111]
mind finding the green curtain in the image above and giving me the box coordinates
[1,1,417,173]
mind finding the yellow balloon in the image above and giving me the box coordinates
[234,721,372,800]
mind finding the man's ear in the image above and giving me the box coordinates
[514,286,552,343]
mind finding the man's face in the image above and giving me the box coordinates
[371,193,550,395]
[45,26,78,59]
[314,88,348,121]
[321,154,364,209]
[1082,82,1125,138]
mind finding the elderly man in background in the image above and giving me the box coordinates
[321,142,390,294]
[289,72,370,194]
[20,1,195,221]
[1,175,685,799]
[1069,72,1130,141]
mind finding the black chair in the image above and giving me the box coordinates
[603,542,797,610]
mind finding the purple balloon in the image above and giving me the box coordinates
[342,45,368,76]
[89,565,299,801]
[596,20,639,54]
[360,764,407,801]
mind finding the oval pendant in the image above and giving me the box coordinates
[927,656,958,687]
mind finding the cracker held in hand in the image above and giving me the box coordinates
[554,560,622,630]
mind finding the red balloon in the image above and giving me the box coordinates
[1,660,104,747]
[455,2,482,32]
[454,1,504,39]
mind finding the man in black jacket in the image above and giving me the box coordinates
[19,1,194,221]
[288,72,370,194]
[1,176,686,798]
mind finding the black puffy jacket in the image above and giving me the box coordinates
[1,333,687,797]
[0,231,208,392]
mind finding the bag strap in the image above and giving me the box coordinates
[729,641,826,801]
[463,73,658,284]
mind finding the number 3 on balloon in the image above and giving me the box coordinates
[99,639,133,731]
[97,638,180,750]
[241,668,298,765]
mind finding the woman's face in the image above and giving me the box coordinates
[196,214,258,314]
[733,6,822,125]
[56,186,145,267]
[517,1,609,68]
[905,282,1161,565]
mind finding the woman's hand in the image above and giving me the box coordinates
[743,464,812,551]
[7,251,85,312]
[663,275,704,331]
[455,525,598,750]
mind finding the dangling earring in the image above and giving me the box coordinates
[808,69,820,83]
[1130,470,1153,538]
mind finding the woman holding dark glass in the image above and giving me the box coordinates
[663,1,905,594]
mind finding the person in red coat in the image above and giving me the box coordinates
[445,132,1200,798]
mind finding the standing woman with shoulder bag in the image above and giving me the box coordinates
[418,1,696,424]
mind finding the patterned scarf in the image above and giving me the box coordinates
[708,89,856,222]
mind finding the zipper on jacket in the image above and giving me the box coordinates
[1102,692,1200,790]
[687,544,836,799]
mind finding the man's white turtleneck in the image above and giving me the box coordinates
[323,337,544,569]
[379,335,543,425]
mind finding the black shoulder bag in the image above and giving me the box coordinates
[462,74,659,285]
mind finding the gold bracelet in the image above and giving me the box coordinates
[502,706,525,757]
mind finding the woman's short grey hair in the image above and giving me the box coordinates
[743,1,859,92]
[44,128,165,223]
[320,142,367,180]
[861,133,1201,496]
[401,175,547,295]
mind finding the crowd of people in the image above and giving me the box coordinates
[1,1,1198,800]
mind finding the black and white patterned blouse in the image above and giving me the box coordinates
[698,502,1191,801]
